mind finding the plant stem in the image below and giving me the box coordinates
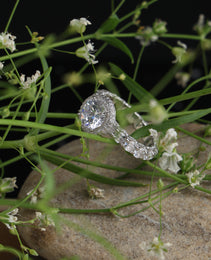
[4,0,20,32]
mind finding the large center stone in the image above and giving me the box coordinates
[80,99,106,130]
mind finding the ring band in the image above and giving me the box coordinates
[79,90,158,160]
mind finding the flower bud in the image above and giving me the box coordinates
[2,107,10,118]
[157,178,164,190]
[153,19,167,35]
[70,18,91,34]
[24,135,37,152]
[149,100,168,124]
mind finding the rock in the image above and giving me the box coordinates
[18,124,211,260]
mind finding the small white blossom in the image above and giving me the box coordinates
[76,41,98,64]
[136,26,158,46]
[0,32,16,52]
[139,237,171,260]
[193,14,211,35]
[88,186,105,199]
[175,72,190,87]
[177,40,187,50]
[27,186,45,204]
[35,211,55,231]
[186,170,205,188]
[159,151,182,174]
[0,177,18,197]
[159,128,178,153]
[4,208,19,230]
[172,41,187,64]
[20,70,41,89]
[70,18,91,34]
[0,61,4,70]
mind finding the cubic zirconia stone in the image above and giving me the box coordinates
[80,99,106,130]
[124,137,136,153]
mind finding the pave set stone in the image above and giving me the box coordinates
[79,90,158,160]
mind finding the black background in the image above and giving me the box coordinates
[0,0,211,195]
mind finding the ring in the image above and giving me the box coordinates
[79,90,158,160]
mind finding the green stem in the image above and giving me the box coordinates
[112,0,126,15]
[7,111,77,119]
[146,161,187,184]
[119,0,158,23]
[4,0,20,32]
[0,119,114,144]
[176,126,211,146]
[1,96,24,144]
[166,74,211,112]
[161,33,202,41]
[133,45,145,81]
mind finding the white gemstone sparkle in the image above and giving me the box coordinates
[80,99,106,130]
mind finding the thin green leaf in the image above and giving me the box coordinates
[41,152,146,187]
[24,26,51,136]
[132,107,211,138]
[160,86,211,105]
[30,57,51,136]
[109,63,154,101]
[0,119,114,144]
[101,37,134,63]
[97,14,120,33]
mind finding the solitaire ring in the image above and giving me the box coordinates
[78,90,158,160]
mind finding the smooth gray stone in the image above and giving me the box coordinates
[18,124,211,260]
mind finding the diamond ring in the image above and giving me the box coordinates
[79,90,158,160]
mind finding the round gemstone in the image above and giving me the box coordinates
[80,99,106,131]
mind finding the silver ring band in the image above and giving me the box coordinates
[79,90,158,160]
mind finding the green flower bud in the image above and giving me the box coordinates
[149,100,168,124]
[2,107,10,118]
[24,135,37,152]
[153,19,167,35]
[157,178,164,190]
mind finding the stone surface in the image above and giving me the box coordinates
[18,124,211,260]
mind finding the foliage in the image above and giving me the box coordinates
[0,0,211,259]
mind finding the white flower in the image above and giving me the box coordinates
[88,186,105,199]
[159,128,178,153]
[27,186,45,204]
[193,14,211,35]
[70,18,91,34]
[136,26,158,46]
[139,237,171,260]
[172,41,187,64]
[0,32,16,52]
[186,170,205,188]
[0,61,4,70]
[4,208,19,230]
[0,177,18,197]
[20,70,41,89]
[159,151,182,174]
[175,72,190,87]
[76,41,98,64]
[35,211,55,231]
